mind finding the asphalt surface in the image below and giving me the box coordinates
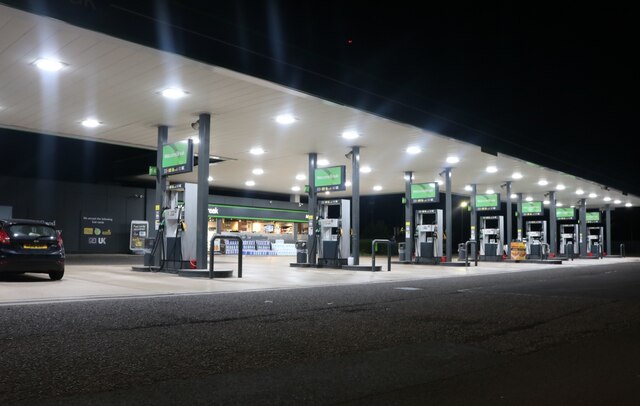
[2,261,640,405]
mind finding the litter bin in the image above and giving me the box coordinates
[295,240,308,263]
[398,242,406,260]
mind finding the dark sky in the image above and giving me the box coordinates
[2,1,638,194]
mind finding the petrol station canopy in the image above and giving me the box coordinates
[0,5,637,209]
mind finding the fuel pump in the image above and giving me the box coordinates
[163,184,186,270]
[587,226,604,255]
[414,209,443,264]
[479,215,504,260]
[525,220,547,259]
[559,224,578,257]
[317,199,351,266]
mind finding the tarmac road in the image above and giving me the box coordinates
[1,261,640,405]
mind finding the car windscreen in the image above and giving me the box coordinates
[7,224,57,239]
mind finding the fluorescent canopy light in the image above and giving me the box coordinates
[342,130,359,139]
[625,202,632,207]
[614,199,622,204]
[603,197,611,202]
[556,184,565,190]
[511,172,523,180]
[486,165,498,173]
[446,156,459,164]
[345,181,352,187]
[245,180,255,186]
[406,146,421,154]
[588,193,597,198]
[34,58,64,72]
[543,200,550,205]
[160,88,186,99]
[538,179,549,186]
[295,173,306,180]
[373,185,383,191]
[525,196,533,202]
[291,186,301,192]
[576,189,584,195]
[556,202,563,207]
[81,119,100,128]
[249,147,264,155]
[360,166,372,173]
[207,176,213,182]
[510,194,517,199]
[317,159,329,166]
[464,185,472,192]
[191,137,199,144]
[275,114,296,125]
[252,168,264,175]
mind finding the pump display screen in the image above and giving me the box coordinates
[161,139,194,176]
[411,182,439,203]
[556,207,576,220]
[475,194,500,211]
[586,211,601,223]
[521,201,543,216]
[315,165,346,192]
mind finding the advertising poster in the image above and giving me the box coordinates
[80,214,115,252]
[130,221,149,251]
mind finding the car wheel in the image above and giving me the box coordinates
[49,270,64,281]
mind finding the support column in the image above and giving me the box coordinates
[351,146,360,265]
[154,125,168,266]
[404,171,413,262]
[196,113,211,269]
[549,191,557,256]
[470,184,477,242]
[505,181,512,255]
[308,153,318,265]
[445,168,452,262]
[517,193,523,241]
[605,204,611,255]
[579,198,587,256]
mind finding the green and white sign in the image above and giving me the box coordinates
[556,207,576,220]
[522,201,543,216]
[586,211,601,223]
[161,139,193,176]
[475,193,500,210]
[410,182,439,203]
[314,166,346,192]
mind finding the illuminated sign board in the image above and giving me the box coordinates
[410,182,439,203]
[314,166,346,192]
[161,139,194,176]
[475,193,500,211]
[521,201,543,216]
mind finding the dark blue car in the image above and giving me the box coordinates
[0,219,65,280]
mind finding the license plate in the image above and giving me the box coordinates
[23,244,48,249]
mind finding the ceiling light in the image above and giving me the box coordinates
[556,202,563,207]
[588,193,597,198]
[570,205,575,208]
[317,159,329,166]
[81,119,101,128]
[249,147,264,155]
[373,185,383,191]
[245,180,255,186]
[464,185,472,192]
[406,146,421,154]
[576,189,584,195]
[538,179,549,186]
[543,200,550,205]
[360,166,372,173]
[207,176,213,182]
[291,186,301,192]
[34,58,64,72]
[556,184,566,190]
[511,172,523,180]
[446,156,459,164]
[614,199,622,204]
[510,194,517,199]
[342,130,359,139]
[252,168,264,175]
[437,180,444,186]
[625,202,632,207]
[603,197,611,202]
[160,88,186,99]
[526,196,533,202]
[324,191,331,195]
[295,173,306,180]
[275,114,296,125]
[191,137,200,144]
[345,180,352,187]
[486,188,494,194]
[460,201,468,208]
[486,165,497,173]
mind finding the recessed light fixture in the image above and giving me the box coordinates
[345,180,352,187]
[603,197,612,202]
[525,196,533,202]
[249,147,264,155]
[446,156,459,164]
[538,179,549,186]
[275,114,296,125]
[81,119,101,128]
[373,185,383,191]
[291,186,301,192]
[556,184,565,190]
[406,146,422,154]
[317,159,329,166]
[160,88,186,99]
[34,58,65,72]
[486,165,498,173]
[614,199,622,204]
[245,180,255,186]
[486,188,494,194]
[556,202,563,207]
[576,189,584,195]
[360,166,372,173]
[588,193,597,198]
[625,202,632,207]
[252,168,264,175]
[511,194,517,199]
[543,200,550,205]
[342,130,359,139]
[511,172,523,180]
[191,137,200,144]
[437,180,444,186]
[295,174,306,180]
[464,185,473,192]
[324,191,331,195]
[207,176,213,182]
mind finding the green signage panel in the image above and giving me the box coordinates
[556,207,576,220]
[586,211,601,223]
[161,139,193,176]
[314,166,346,192]
[522,201,543,216]
[410,182,439,203]
[475,193,500,211]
